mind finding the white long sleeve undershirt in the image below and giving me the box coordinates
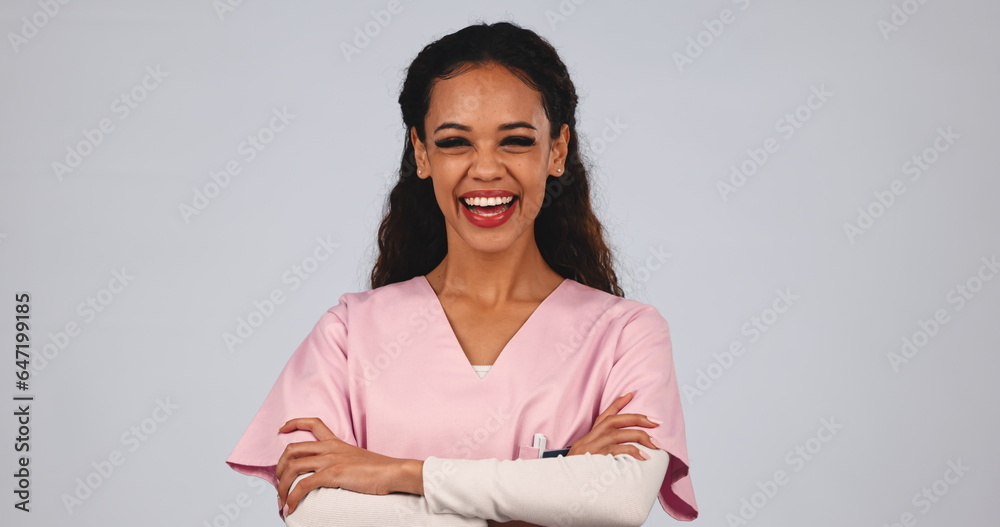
[284,443,668,527]
[283,365,670,527]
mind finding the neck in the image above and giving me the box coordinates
[426,229,563,305]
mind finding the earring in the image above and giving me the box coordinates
[557,168,562,172]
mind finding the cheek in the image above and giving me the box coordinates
[519,183,549,216]
[430,154,467,170]
[434,186,454,210]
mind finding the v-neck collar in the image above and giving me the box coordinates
[416,275,571,381]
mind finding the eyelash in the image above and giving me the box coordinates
[434,136,536,148]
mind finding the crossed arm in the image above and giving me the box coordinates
[284,444,669,527]
[277,392,669,526]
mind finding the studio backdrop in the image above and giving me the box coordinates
[0,1,995,526]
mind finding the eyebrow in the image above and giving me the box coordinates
[433,121,537,134]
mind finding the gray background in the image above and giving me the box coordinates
[1,0,996,525]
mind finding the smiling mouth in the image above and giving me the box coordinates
[460,196,519,217]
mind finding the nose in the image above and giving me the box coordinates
[469,149,503,181]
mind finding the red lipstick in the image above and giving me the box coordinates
[458,190,518,228]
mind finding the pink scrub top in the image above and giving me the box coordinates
[226,275,698,521]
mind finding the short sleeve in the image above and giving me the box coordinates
[225,304,356,489]
[598,305,699,521]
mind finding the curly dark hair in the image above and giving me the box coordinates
[369,21,623,297]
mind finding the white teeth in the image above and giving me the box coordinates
[462,195,514,207]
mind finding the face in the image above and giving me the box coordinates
[410,63,569,254]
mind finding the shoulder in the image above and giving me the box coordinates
[559,278,670,332]
[557,280,673,367]
[323,276,427,324]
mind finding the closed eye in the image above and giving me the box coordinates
[434,137,469,149]
[433,136,537,149]
[502,136,536,147]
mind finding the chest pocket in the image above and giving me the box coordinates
[517,444,540,459]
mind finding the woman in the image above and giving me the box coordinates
[226,21,698,526]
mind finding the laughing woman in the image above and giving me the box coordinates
[226,21,698,527]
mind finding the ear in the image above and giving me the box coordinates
[410,127,430,179]
[548,123,570,177]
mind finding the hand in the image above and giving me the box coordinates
[275,417,416,516]
[567,391,660,460]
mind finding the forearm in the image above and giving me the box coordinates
[283,473,488,527]
[423,443,670,527]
